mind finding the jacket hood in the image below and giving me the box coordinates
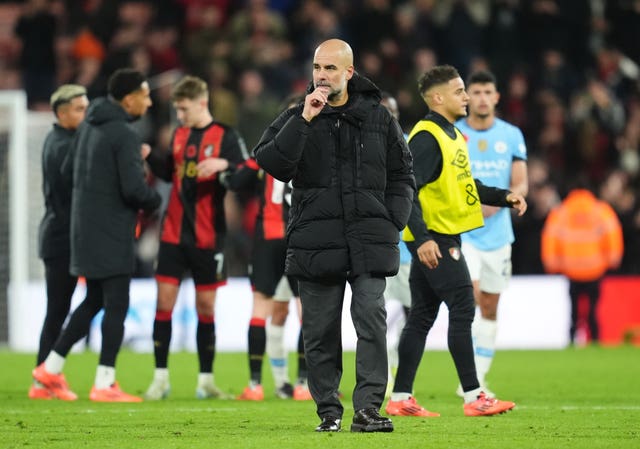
[562,189,603,215]
[565,189,596,206]
[305,72,381,102]
[85,97,131,126]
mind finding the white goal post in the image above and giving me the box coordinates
[0,90,28,344]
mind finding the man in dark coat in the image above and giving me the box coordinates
[33,69,161,402]
[30,84,88,400]
[254,39,415,433]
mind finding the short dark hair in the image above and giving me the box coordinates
[171,75,208,102]
[467,70,497,88]
[108,68,147,101]
[417,65,461,96]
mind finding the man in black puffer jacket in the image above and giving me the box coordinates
[33,69,161,403]
[255,39,415,433]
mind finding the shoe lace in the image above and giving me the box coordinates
[97,385,121,398]
[400,401,424,414]
[471,394,497,411]
[51,374,69,390]
[361,408,384,419]
[320,417,339,428]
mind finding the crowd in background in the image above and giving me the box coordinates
[1,0,639,275]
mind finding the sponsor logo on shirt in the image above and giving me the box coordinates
[494,141,507,154]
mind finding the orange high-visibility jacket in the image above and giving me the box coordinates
[541,189,623,281]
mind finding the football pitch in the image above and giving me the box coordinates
[1,346,638,449]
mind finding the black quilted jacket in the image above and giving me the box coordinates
[254,74,415,280]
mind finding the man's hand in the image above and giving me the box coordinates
[506,192,527,216]
[417,240,442,269]
[302,86,330,122]
[197,157,229,179]
[141,143,151,160]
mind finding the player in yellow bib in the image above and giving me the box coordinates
[385,65,526,418]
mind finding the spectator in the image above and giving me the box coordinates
[599,170,640,275]
[235,68,282,150]
[431,0,490,75]
[14,0,57,109]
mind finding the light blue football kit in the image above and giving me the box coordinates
[455,118,527,250]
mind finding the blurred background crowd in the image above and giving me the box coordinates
[1,0,639,276]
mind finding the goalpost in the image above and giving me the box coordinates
[0,90,28,345]
[0,91,57,349]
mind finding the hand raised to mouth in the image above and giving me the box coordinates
[303,86,330,122]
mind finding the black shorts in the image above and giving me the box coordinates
[250,238,287,297]
[156,242,226,290]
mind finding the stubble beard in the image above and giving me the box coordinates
[328,89,341,102]
[473,110,491,120]
[315,81,340,102]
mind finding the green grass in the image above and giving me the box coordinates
[1,346,639,448]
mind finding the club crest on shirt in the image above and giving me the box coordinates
[204,144,214,157]
[449,247,461,261]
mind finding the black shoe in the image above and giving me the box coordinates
[350,408,394,433]
[315,416,342,432]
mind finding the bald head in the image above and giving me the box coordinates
[314,39,354,67]
[312,39,354,106]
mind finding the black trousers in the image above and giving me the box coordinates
[394,234,479,394]
[299,273,387,419]
[53,274,131,367]
[569,279,601,343]
[37,257,78,365]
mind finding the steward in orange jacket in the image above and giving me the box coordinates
[541,188,623,343]
[541,189,623,281]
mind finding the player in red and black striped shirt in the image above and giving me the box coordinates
[237,94,311,401]
[144,75,250,400]
[237,162,309,401]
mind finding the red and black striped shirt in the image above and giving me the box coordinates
[148,121,248,249]
[257,168,292,240]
